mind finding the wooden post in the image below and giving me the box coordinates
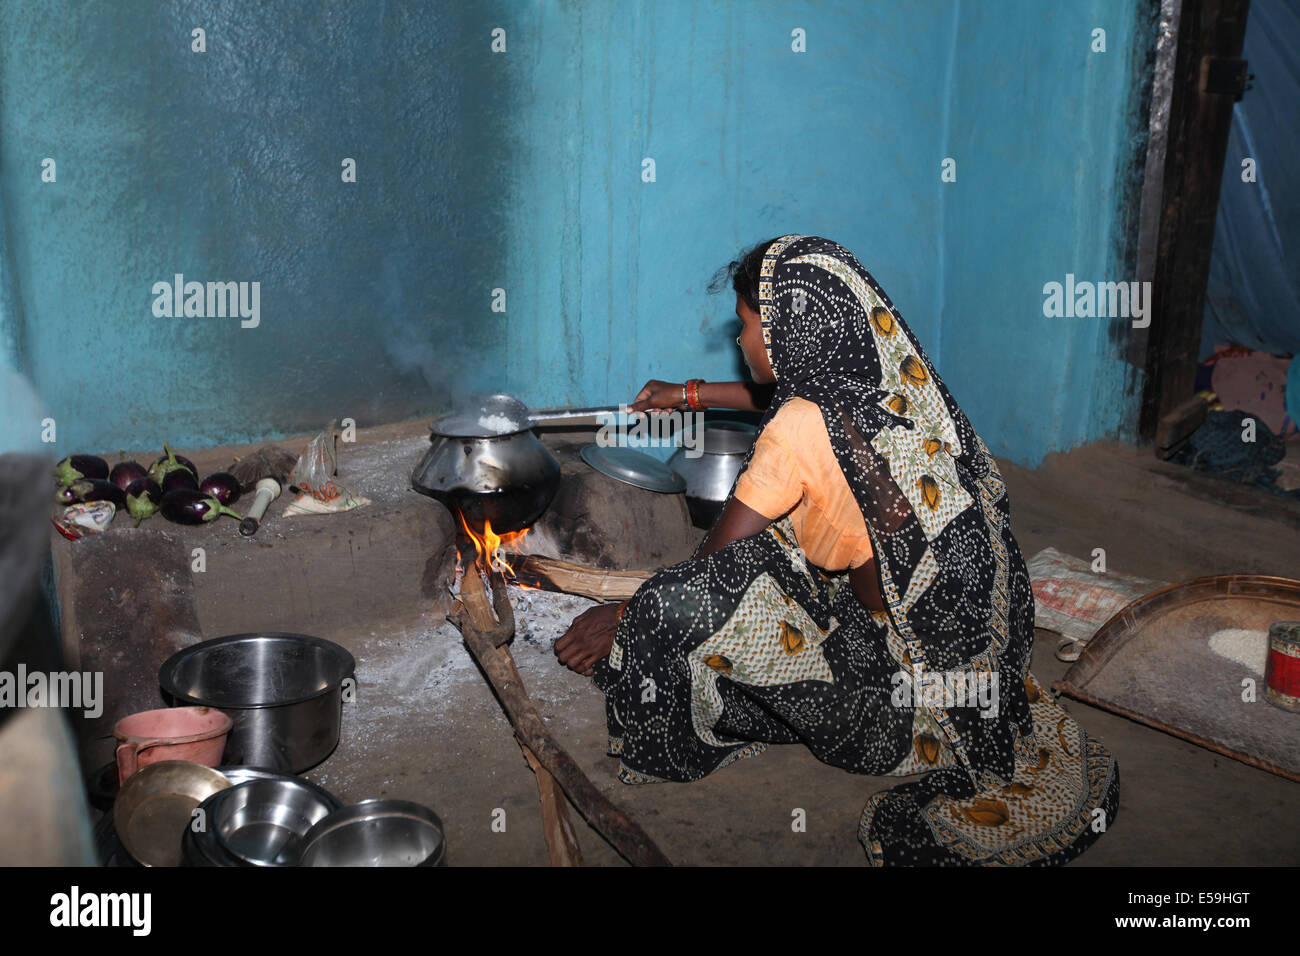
[1138,0,1253,440]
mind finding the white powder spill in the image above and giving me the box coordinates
[1208,628,1268,675]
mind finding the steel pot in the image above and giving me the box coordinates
[182,769,340,867]
[668,420,758,527]
[159,633,355,774]
[411,429,560,533]
[184,777,343,867]
[412,393,651,532]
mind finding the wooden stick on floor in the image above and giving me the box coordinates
[521,746,583,867]
[450,565,671,867]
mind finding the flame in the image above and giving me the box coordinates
[456,511,534,586]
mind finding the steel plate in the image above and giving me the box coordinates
[580,444,686,493]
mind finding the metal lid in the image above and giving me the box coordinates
[580,444,687,493]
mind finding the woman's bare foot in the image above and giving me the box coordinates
[555,603,622,676]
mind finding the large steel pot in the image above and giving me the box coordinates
[159,633,355,774]
[668,420,757,528]
[412,393,652,532]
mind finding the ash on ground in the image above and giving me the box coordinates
[510,587,599,645]
[311,584,602,798]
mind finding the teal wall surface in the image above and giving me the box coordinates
[0,0,1153,466]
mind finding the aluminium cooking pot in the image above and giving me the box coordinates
[300,798,446,867]
[668,420,758,528]
[184,776,344,867]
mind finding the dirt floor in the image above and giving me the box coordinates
[291,433,1300,867]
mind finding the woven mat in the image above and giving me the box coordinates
[1054,575,1300,782]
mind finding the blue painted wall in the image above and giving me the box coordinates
[0,0,513,455]
[941,0,1151,461]
[0,0,1152,466]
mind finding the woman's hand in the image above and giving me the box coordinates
[555,602,623,676]
[632,380,774,413]
[630,380,685,413]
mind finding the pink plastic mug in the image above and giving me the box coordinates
[114,706,233,785]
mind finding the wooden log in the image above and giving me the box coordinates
[449,568,671,866]
[1137,0,1251,440]
[495,639,582,864]
[520,745,584,866]
[452,567,577,860]
[457,567,514,647]
[504,552,652,602]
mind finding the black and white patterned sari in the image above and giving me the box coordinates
[593,236,1120,866]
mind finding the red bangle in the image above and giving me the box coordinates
[686,379,705,411]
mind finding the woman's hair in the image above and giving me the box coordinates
[708,236,781,313]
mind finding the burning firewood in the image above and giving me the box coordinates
[501,553,651,601]
[449,520,671,867]
[456,510,652,602]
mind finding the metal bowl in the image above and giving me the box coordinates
[184,771,343,867]
[159,633,355,773]
[301,799,446,867]
[214,779,340,866]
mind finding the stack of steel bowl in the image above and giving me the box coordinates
[183,770,342,867]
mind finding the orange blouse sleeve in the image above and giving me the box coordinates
[733,417,804,520]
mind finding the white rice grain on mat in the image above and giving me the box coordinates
[1207,628,1268,676]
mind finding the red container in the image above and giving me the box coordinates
[1265,621,1300,712]
[113,706,233,785]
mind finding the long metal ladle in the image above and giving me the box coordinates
[431,392,647,438]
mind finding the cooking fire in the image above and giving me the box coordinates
[454,510,536,589]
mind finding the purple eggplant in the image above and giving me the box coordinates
[109,460,149,491]
[160,488,242,525]
[56,478,126,509]
[124,477,162,527]
[199,471,241,506]
[148,442,198,486]
[55,454,109,486]
[162,468,199,494]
